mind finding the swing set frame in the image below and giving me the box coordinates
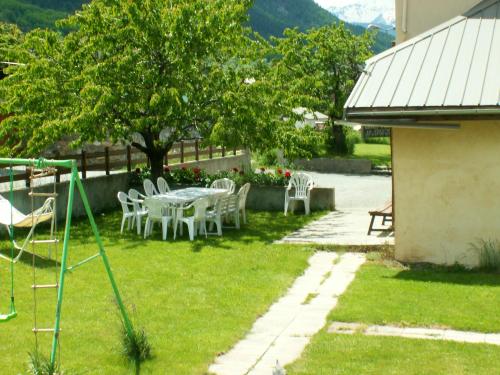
[0,157,135,369]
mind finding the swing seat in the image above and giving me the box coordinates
[0,311,17,322]
[0,195,54,227]
[0,195,55,262]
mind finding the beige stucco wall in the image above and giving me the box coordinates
[395,0,481,43]
[393,120,500,267]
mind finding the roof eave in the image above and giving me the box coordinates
[345,107,500,121]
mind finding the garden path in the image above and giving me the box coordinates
[278,172,394,245]
[209,252,366,375]
[328,322,500,345]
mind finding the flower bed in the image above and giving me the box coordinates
[129,165,293,187]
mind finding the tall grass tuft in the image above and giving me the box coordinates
[470,239,500,272]
[28,350,57,375]
[121,323,152,374]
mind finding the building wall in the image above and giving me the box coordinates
[395,0,480,43]
[392,120,500,266]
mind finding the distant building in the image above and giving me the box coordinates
[342,0,500,267]
[293,107,329,130]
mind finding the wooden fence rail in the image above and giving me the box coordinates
[0,140,242,185]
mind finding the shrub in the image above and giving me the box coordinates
[129,166,293,188]
[364,136,390,145]
[345,127,362,155]
[470,239,500,272]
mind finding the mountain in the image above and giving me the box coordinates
[250,0,392,52]
[0,0,393,52]
[326,0,396,29]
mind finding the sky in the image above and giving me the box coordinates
[314,0,394,9]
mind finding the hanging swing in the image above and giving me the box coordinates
[0,168,56,263]
[0,165,17,322]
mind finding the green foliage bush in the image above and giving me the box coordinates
[470,239,500,272]
[129,165,293,188]
[364,137,391,145]
[345,128,362,156]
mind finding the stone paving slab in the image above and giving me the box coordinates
[277,209,394,246]
[328,322,500,346]
[209,252,366,375]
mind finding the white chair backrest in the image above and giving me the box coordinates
[210,178,235,194]
[143,179,159,197]
[143,198,163,219]
[288,173,314,198]
[237,183,251,209]
[193,198,209,221]
[128,189,143,211]
[157,177,170,194]
[117,192,132,214]
[227,194,239,211]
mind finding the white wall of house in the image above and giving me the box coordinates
[395,0,481,43]
[393,120,500,267]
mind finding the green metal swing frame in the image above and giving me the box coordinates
[0,157,135,369]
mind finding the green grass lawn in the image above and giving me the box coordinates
[288,332,500,375]
[287,261,500,374]
[0,210,323,374]
[353,143,391,167]
[332,263,500,332]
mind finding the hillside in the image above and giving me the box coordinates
[0,0,393,52]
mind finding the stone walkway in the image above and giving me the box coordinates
[209,252,366,375]
[328,322,500,346]
[278,209,394,246]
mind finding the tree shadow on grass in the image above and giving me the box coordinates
[0,246,61,269]
[391,264,500,287]
[11,209,327,254]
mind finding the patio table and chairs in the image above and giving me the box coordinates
[118,177,250,241]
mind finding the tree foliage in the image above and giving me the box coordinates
[270,25,373,154]
[0,0,298,177]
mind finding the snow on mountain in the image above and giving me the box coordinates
[322,1,395,27]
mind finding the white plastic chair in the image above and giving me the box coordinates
[143,178,159,197]
[174,198,209,241]
[223,194,240,229]
[157,177,171,194]
[128,189,148,235]
[210,178,235,194]
[284,173,314,216]
[206,195,230,236]
[143,198,173,240]
[117,192,135,234]
[237,183,251,224]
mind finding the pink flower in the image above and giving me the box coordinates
[193,167,201,174]
[285,171,291,178]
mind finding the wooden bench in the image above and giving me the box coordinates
[368,201,393,235]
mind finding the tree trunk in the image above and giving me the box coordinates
[149,152,165,181]
[332,124,348,154]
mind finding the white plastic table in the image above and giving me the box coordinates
[151,187,228,206]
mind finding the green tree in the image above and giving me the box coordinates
[0,0,297,178]
[270,24,373,154]
[0,22,24,79]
